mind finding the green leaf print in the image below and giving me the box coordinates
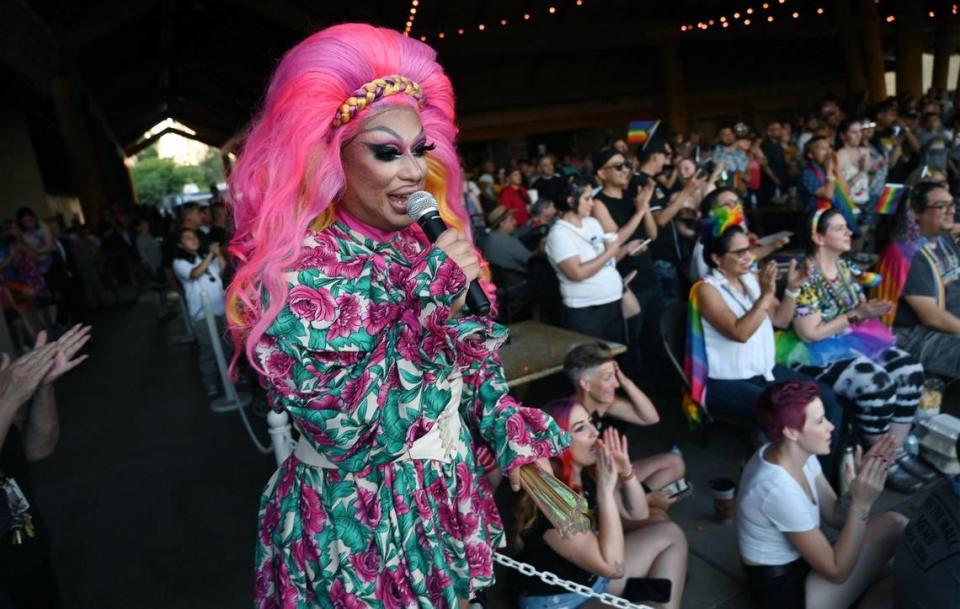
[332,510,369,552]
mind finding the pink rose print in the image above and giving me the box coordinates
[295,241,337,270]
[426,568,452,607]
[330,580,365,609]
[466,542,493,579]
[413,489,433,519]
[375,568,415,609]
[327,293,363,341]
[505,413,532,445]
[438,503,459,538]
[366,301,398,335]
[259,501,280,547]
[455,462,474,503]
[254,560,274,600]
[427,478,447,503]
[457,334,489,363]
[288,285,337,323]
[405,417,432,445]
[292,537,319,565]
[300,485,326,536]
[350,547,381,583]
[277,560,300,609]
[457,507,480,537]
[265,350,296,379]
[429,258,467,298]
[341,370,371,409]
[480,494,503,528]
[355,487,382,528]
[334,256,366,279]
[388,263,408,293]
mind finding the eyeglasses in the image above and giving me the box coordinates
[927,200,956,211]
[717,198,742,208]
[727,246,752,258]
[603,162,630,172]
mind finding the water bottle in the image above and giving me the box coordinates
[905,431,920,457]
[839,445,856,495]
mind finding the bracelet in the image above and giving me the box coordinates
[783,288,800,299]
[827,176,836,182]
[851,507,870,522]
[846,312,860,325]
[619,470,636,482]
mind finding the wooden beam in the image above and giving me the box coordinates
[860,0,887,103]
[895,0,924,99]
[836,0,867,98]
[933,19,953,96]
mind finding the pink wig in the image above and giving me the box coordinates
[542,397,581,492]
[226,23,484,370]
[755,381,821,443]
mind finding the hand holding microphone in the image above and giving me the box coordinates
[407,191,491,315]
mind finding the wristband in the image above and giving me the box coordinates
[619,470,636,482]
[846,311,860,324]
[783,288,800,299]
[828,176,836,182]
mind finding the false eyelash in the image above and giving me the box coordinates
[369,144,401,161]
[414,142,437,156]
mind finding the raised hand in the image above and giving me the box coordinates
[785,258,807,292]
[595,439,619,494]
[435,229,481,283]
[759,261,778,296]
[602,427,632,478]
[849,451,889,509]
[38,324,92,385]
[0,344,57,410]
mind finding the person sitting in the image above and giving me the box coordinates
[782,208,929,493]
[512,398,687,609]
[893,434,960,609]
[500,168,532,225]
[689,222,845,466]
[563,343,685,507]
[880,182,960,381]
[737,381,907,609]
[544,179,647,345]
[482,206,536,277]
[689,188,790,281]
[516,198,557,251]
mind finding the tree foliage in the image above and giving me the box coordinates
[129,146,225,206]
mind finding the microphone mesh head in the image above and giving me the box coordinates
[406,191,437,221]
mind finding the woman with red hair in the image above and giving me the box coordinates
[227,23,568,609]
[511,398,687,609]
[737,381,907,609]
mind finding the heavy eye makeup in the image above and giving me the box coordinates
[366,140,436,161]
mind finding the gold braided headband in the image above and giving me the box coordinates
[331,75,425,128]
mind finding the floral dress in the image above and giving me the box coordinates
[253,222,569,609]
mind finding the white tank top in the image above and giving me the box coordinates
[702,271,776,381]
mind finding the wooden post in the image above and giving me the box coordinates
[860,0,887,103]
[836,0,867,98]
[895,0,924,99]
[932,19,953,97]
[660,28,688,134]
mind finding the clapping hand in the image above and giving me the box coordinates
[35,324,92,385]
[0,344,57,411]
[634,180,655,214]
[849,436,895,509]
[594,436,620,494]
[602,427,633,479]
[785,259,808,292]
[759,261,778,297]
[853,298,894,321]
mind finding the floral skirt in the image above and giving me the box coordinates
[254,437,503,609]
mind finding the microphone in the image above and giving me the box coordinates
[406,191,491,316]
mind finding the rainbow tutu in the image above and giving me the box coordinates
[776,319,895,368]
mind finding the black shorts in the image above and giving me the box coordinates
[742,558,810,609]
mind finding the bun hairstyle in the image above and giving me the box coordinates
[560,177,595,214]
[226,24,480,371]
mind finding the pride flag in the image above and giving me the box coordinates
[832,176,862,238]
[875,183,906,215]
[681,282,707,429]
[627,120,659,146]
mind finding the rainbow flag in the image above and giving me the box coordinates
[856,271,882,289]
[681,282,707,429]
[832,176,862,238]
[627,120,659,146]
[875,239,927,326]
[875,183,906,215]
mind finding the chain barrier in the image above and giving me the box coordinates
[493,552,654,609]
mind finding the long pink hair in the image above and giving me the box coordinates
[226,23,485,371]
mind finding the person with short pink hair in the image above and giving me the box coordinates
[737,381,907,609]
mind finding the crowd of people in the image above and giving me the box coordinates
[3,20,959,609]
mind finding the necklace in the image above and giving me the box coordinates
[812,260,860,317]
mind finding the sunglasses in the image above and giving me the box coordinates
[604,162,630,172]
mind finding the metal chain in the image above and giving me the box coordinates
[493,552,654,609]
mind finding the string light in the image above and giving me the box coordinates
[762,3,769,9]
[523,13,531,20]
[419,35,426,41]
[501,18,507,25]
[478,23,485,30]
[746,8,754,15]
[548,6,556,14]
[403,0,417,36]
[733,12,741,19]
[929,11,935,17]
[816,7,824,14]
[885,15,895,22]
[767,15,774,22]
[576,0,583,5]
[457,27,464,34]
[744,18,752,25]
[792,11,799,18]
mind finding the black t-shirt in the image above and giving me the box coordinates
[593,191,656,282]
[893,237,960,327]
[512,475,599,598]
[629,173,681,266]
[0,425,51,585]
[530,175,568,209]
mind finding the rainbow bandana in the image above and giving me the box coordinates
[332,75,424,128]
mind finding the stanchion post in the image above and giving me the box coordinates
[175,294,196,343]
[267,410,295,465]
[201,290,251,413]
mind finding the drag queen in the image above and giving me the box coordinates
[226,23,568,609]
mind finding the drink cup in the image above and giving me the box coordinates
[709,477,736,523]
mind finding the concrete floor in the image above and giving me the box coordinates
[28,298,953,608]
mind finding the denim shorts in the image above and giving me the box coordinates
[517,576,610,609]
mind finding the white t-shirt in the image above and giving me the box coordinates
[544,217,622,308]
[737,444,823,565]
[702,271,776,381]
[173,256,225,320]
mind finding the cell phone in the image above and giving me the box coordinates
[630,238,652,254]
[659,477,693,502]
